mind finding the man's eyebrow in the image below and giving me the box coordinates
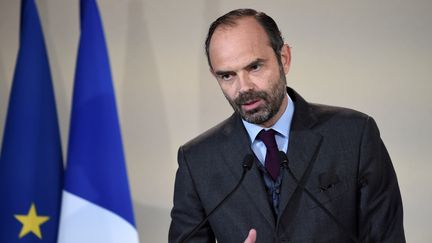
[214,70,236,76]
[245,58,265,69]
[214,58,266,76]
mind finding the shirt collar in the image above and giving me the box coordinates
[242,94,294,142]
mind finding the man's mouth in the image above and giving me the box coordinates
[241,99,262,111]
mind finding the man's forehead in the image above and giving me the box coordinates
[208,16,274,70]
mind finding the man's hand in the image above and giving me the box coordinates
[244,229,257,243]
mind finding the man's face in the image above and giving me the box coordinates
[208,17,290,127]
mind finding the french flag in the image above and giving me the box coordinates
[57,0,139,242]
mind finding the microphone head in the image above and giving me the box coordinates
[242,154,254,170]
[278,151,289,168]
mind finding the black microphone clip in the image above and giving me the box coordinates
[242,154,254,171]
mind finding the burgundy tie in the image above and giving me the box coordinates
[257,129,280,181]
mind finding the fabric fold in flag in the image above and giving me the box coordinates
[0,0,63,242]
[57,0,139,242]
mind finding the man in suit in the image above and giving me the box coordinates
[169,8,405,243]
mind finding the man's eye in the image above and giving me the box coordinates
[250,64,261,71]
[221,74,232,81]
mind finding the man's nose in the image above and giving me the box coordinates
[238,72,254,93]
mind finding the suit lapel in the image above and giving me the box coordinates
[278,130,322,218]
[277,88,323,223]
[220,114,276,229]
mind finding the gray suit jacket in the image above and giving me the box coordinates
[169,88,405,243]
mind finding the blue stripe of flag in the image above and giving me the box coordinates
[64,0,135,226]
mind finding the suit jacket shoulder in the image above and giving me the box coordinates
[181,113,245,154]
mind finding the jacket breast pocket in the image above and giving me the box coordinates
[305,171,348,209]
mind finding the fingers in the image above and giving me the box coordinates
[244,228,257,243]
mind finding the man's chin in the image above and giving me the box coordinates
[240,110,270,124]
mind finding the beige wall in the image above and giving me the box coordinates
[1,0,431,242]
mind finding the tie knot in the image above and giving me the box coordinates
[257,129,278,149]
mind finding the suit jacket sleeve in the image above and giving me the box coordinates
[357,116,405,242]
[169,146,216,243]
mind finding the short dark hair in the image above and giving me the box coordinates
[205,8,284,69]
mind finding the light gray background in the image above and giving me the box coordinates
[1,0,431,242]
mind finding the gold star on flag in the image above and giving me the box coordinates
[14,203,50,239]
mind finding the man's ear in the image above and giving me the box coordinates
[280,44,291,74]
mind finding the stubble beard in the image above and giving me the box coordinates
[226,71,287,125]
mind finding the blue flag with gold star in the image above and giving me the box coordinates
[0,0,63,242]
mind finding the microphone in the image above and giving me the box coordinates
[179,154,254,243]
[278,152,360,243]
